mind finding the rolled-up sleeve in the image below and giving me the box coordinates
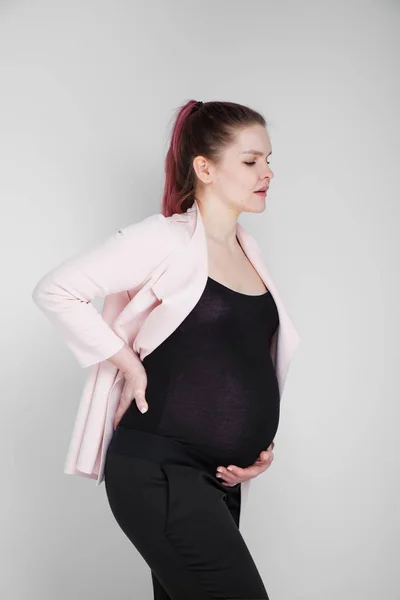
[32,213,170,368]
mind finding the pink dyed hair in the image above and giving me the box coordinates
[161,99,267,217]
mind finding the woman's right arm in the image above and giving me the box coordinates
[106,342,141,373]
[32,213,171,370]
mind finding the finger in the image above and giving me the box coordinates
[216,465,241,484]
[113,412,120,430]
[260,452,274,466]
[256,450,270,463]
[219,480,239,487]
[113,394,133,429]
[216,472,240,487]
[113,405,125,429]
[252,455,274,474]
[215,469,236,484]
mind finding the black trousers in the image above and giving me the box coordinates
[104,426,270,600]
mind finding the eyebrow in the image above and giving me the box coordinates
[241,150,272,157]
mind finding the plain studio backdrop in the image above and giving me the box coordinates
[1,1,399,599]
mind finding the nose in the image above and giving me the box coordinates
[259,172,273,188]
[260,165,274,182]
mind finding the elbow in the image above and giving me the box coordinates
[31,286,51,311]
[31,274,58,310]
[31,279,47,308]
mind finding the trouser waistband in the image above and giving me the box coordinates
[109,426,218,473]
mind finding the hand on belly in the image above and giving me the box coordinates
[215,440,275,487]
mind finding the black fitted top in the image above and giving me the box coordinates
[118,276,280,468]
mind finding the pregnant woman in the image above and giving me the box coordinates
[32,99,300,600]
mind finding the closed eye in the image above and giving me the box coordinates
[244,160,270,166]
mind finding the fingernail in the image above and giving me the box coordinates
[227,466,233,471]
[140,406,148,413]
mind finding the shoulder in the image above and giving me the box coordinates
[115,209,192,255]
[115,212,167,241]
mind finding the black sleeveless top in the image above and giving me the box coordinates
[118,276,280,468]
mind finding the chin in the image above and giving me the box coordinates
[243,198,266,214]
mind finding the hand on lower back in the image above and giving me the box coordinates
[112,358,149,430]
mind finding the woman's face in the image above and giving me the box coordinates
[195,124,274,214]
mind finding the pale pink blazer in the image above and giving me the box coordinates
[32,199,300,517]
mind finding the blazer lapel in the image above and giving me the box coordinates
[131,202,208,355]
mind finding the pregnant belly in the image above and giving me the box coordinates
[157,378,281,468]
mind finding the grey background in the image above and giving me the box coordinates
[1,1,399,599]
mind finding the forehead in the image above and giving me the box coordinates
[228,124,271,155]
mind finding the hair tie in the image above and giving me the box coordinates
[191,100,203,113]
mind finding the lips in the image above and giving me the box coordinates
[255,186,269,192]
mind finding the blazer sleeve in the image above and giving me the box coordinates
[32,213,171,368]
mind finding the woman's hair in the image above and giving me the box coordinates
[161,99,267,217]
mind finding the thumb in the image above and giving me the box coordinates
[135,389,148,413]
